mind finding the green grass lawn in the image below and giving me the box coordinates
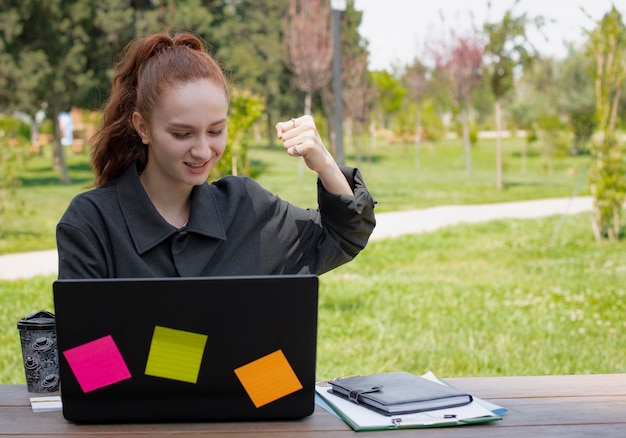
[316,212,625,380]
[1,150,95,254]
[0,135,591,254]
[251,136,592,212]
[1,135,623,384]
[1,212,624,384]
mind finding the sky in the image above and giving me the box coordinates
[353,0,622,71]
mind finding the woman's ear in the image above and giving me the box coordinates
[131,112,150,144]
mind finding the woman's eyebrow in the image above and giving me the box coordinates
[210,118,228,126]
[168,119,227,129]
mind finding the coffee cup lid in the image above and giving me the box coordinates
[17,310,56,330]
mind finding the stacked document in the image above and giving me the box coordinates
[315,371,505,431]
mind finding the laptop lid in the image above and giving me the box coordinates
[52,275,318,423]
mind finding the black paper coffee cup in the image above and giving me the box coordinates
[17,311,60,393]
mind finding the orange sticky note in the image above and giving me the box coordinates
[234,350,303,408]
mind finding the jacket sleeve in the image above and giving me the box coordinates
[312,166,376,274]
[239,166,375,276]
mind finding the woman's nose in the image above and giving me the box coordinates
[191,136,212,158]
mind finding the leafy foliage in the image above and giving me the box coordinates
[483,1,538,101]
[0,117,30,237]
[432,30,485,174]
[285,0,332,115]
[369,70,406,128]
[219,0,294,147]
[558,48,596,154]
[338,2,370,130]
[210,88,265,179]
[482,0,543,189]
[586,6,626,241]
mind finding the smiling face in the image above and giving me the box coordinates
[132,79,229,192]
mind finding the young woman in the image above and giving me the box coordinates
[56,31,376,278]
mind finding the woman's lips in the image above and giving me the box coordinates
[185,161,209,174]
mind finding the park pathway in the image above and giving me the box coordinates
[0,196,594,280]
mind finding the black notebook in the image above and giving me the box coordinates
[329,372,473,415]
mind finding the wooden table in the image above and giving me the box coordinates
[1,374,624,437]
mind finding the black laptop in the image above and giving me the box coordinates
[52,275,318,423]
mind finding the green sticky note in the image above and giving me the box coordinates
[145,326,208,384]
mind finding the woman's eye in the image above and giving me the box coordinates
[172,133,189,139]
[208,129,224,136]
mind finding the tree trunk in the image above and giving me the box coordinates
[521,139,527,174]
[544,132,553,175]
[590,198,602,241]
[298,92,312,180]
[304,92,312,116]
[414,108,422,172]
[462,104,472,175]
[495,99,503,190]
[266,114,276,149]
[612,204,620,241]
[52,111,70,184]
[346,117,359,165]
[369,120,377,164]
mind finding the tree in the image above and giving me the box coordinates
[0,0,137,183]
[210,88,265,179]
[402,58,430,170]
[432,31,484,175]
[483,1,541,189]
[1,0,80,182]
[586,6,626,241]
[207,0,291,148]
[558,46,596,155]
[0,116,30,237]
[135,0,216,39]
[512,57,571,175]
[285,0,333,116]
[369,70,406,131]
[337,1,370,161]
[0,0,276,180]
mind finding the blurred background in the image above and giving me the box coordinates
[1,0,625,382]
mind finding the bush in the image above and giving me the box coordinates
[210,88,265,179]
[0,116,30,140]
[0,117,30,237]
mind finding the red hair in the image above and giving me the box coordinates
[90,31,229,186]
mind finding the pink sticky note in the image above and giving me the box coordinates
[63,335,132,393]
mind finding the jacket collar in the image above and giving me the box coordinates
[117,163,227,255]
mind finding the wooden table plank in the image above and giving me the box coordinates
[8,374,624,405]
[0,406,346,435]
[446,374,626,399]
[3,397,624,434]
[0,384,40,405]
[2,375,625,437]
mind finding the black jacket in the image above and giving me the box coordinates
[56,164,376,278]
